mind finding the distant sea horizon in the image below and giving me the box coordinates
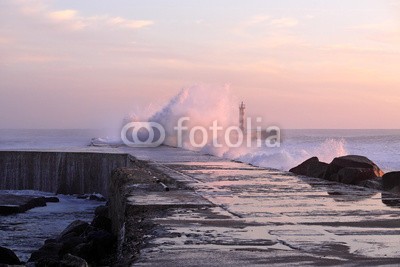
[1,128,399,172]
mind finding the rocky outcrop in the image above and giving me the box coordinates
[60,253,89,267]
[357,177,383,191]
[323,155,384,182]
[0,151,134,197]
[289,157,328,178]
[0,194,59,215]
[336,167,378,185]
[77,193,106,202]
[58,220,89,239]
[381,192,400,207]
[0,246,21,265]
[382,172,400,192]
[29,214,117,266]
[291,155,384,187]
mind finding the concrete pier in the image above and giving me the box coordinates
[115,146,400,266]
[1,146,400,265]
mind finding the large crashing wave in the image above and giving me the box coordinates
[149,85,237,154]
[144,85,348,171]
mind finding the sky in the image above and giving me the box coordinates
[0,0,399,129]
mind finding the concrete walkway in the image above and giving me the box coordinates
[120,146,400,266]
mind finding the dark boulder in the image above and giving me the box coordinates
[94,205,108,218]
[337,167,378,185]
[0,205,20,215]
[0,246,21,265]
[290,157,319,175]
[381,192,400,208]
[25,197,47,210]
[324,155,384,181]
[60,253,88,267]
[307,160,329,178]
[89,194,106,202]
[70,243,94,263]
[382,172,400,192]
[45,238,58,244]
[44,196,60,203]
[358,177,383,191]
[0,195,47,215]
[28,242,63,263]
[91,216,112,233]
[59,221,89,240]
[77,194,106,202]
[60,236,87,255]
[289,157,329,178]
[87,230,116,257]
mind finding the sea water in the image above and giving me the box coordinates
[234,129,400,172]
[0,190,99,262]
[1,128,399,172]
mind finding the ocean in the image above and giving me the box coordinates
[1,129,399,172]
[0,190,99,262]
[237,129,400,172]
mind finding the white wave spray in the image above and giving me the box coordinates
[136,85,349,170]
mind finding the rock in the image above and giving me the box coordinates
[0,205,20,215]
[290,155,386,189]
[289,157,319,175]
[86,230,116,257]
[28,242,63,263]
[59,221,89,240]
[381,192,400,207]
[45,238,58,244]
[44,196,60,203]
[289,157,328,178]
[358,178,383,190]
[337,167,378,185]
[35,258,60,267]
[0,246,21,265]
[307,160,329,178]
[382,171,400,192]
[0,195,47,215]
[60,236,87,255]
[70,243,94,263]
[324,155,384,181]
[60,253,88,267]
[91,216,112,233]
[59,231,79,242]
[89,194,106,202]
[94,205,108,217]
[77,194,106,202]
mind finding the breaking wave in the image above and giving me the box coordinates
[139,85,348,171]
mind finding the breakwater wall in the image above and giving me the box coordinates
[0,151,134,197]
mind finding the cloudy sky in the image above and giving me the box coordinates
[0,0,399,129]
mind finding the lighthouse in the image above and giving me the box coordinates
[239,101,246,132]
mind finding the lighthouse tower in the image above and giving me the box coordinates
[239,101,246,132]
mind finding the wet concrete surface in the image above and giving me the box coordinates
[7,146,399,265]
[121,146,400,266]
